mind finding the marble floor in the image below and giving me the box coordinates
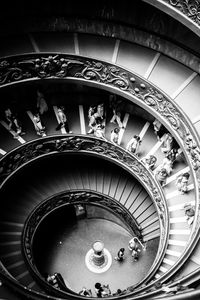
[35,216,159,296]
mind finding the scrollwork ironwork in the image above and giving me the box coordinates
[75,61,130,90]
[1,53,200,287]
[184,132,200,171]
[23,190,141,247]
[1,53,199,172]
[2,54,199,175]
[167,0,200,26]
[0,54,181,136]
[0,135,166,223]
[142,88,180,130]
[0,55,84,84]
[22,190,161,296]
[0,135,168,289]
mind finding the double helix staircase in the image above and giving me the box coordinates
[0,23,200,299]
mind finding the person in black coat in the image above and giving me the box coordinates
[95,282,104,298]
[115,248,125,262]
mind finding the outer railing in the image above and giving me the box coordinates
[0,53,200,294]
[143,0,200,37]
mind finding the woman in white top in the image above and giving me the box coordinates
[110,127,120,145]
[161,133,173,155]
[176,172,190,194]
[126,135,141,155]
[142,155,157,170]
[33,113,45,136]
[56,106,72,133]
[161,155,173,175]
[94,124,107,141]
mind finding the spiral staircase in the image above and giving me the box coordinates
[1,0,200,299]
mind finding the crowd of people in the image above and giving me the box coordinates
[3,94,192,197]
[150,120,190,191]
[87,98,145,156]
[1,85,196,300]
[3,96,192,198]
[3,90,73,138]
[2,95,193,226]
[1,95,184,164]
[114,237,144,263]
[79,283,127,298]
[87,96,124,144]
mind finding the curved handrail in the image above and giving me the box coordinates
[0,53,200,293]
[0,53,199,238]
[0,135,169,293]
[144,0,200,37]
[22,190,148,296]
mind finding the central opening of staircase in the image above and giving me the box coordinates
[6,153,160,296]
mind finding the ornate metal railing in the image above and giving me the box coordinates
[0,53,199,150]
[23,189,141,244]
[0,53,200,293]
[0,54,200,174]
[144,0,200,36]
[0,135,168,289]
[0,135,167,220]
[22,190,147,295]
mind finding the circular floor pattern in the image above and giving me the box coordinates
[85,247,112,273]
[40,218,159,295]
